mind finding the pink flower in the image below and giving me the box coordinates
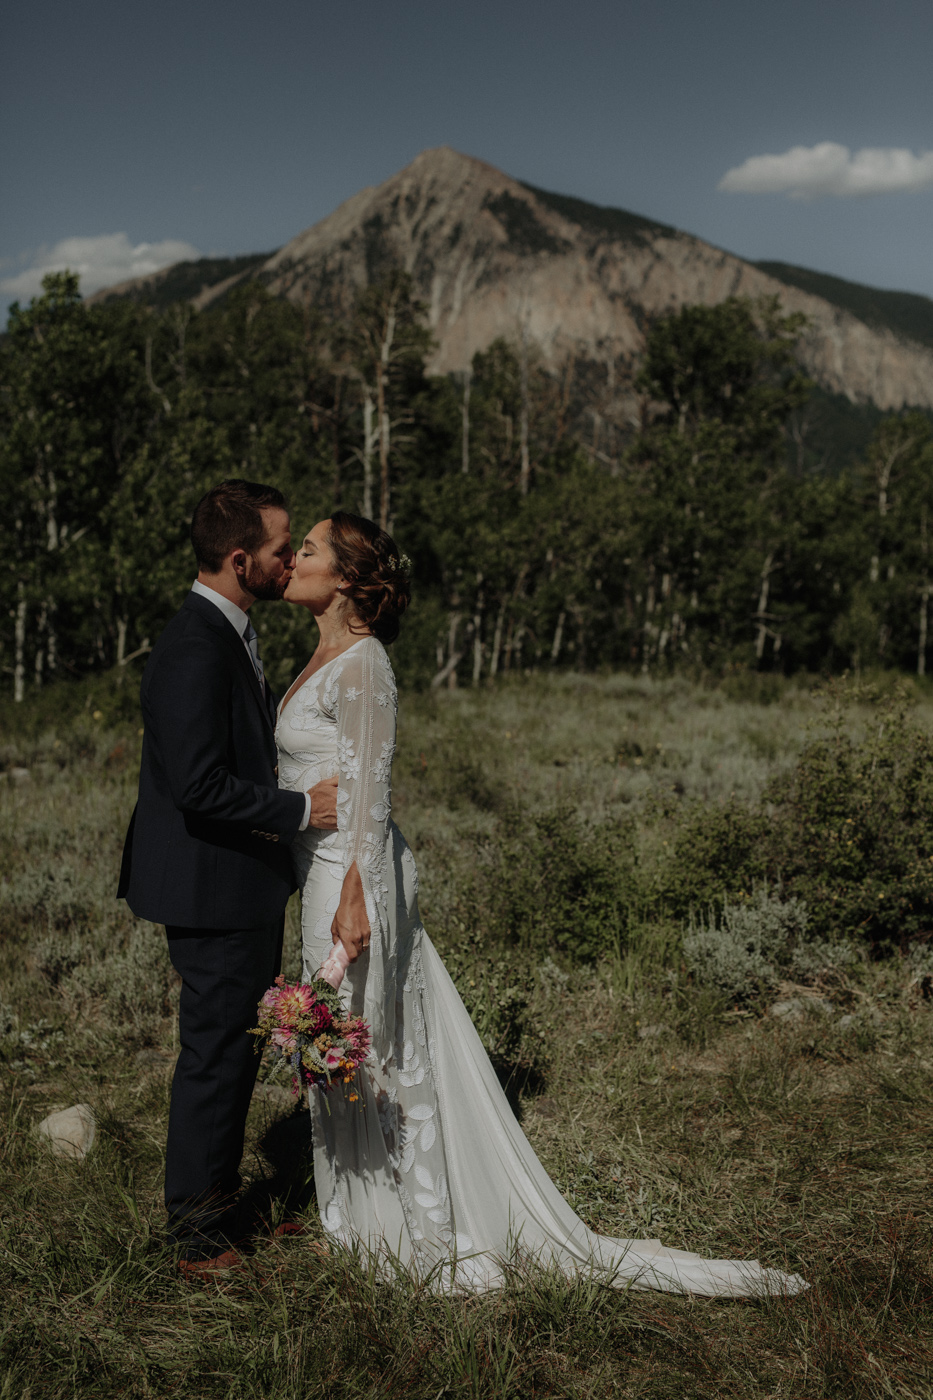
[275,983,317,1025]
[342,1025,371,1057]
[260,986,281,1010]
[310,1004,334,1034]
[323,1047,344,1070]
[271,1028,296,1054]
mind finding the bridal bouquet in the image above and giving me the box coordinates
[250,968,371,1098]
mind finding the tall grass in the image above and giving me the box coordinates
[1,672,931,1398]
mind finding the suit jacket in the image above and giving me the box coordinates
[118,590,306,929]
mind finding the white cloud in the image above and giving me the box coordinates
[0,233,201,301]
[718,142,933,199]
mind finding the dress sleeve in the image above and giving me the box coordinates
[332,638,399,1059]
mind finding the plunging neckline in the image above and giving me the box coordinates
[277,636,369,721]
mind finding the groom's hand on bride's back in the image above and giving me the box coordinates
[307,776,339,830]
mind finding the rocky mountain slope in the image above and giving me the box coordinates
[102,147,933,411]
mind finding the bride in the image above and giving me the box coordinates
[275,511,806,1298]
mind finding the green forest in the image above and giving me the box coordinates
[2,269,932,700]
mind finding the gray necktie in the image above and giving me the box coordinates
[243,620,265,692]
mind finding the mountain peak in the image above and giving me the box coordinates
[95,149,933,412]
[248,148,933,409]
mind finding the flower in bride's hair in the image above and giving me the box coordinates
[387,552,412,576]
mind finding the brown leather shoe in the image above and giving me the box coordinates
[271,1220,308,1239]
[177,1248,243,1279]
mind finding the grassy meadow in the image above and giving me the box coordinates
[1,670,932,1399]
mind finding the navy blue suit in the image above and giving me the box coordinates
[119,589,306,1258]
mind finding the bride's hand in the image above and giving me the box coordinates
[331,861,370,961]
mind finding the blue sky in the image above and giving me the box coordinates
[2,0,931,318]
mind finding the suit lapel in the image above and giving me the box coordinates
[265,682,279,728]
[182,592,273,732]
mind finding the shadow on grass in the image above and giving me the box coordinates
[489,1054,548,1121]
[240,1106,317,1235]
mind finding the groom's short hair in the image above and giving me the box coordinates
[191,480,288,573]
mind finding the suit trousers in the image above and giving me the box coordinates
[164,917,284,1259]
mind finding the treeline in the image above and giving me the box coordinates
[1,270,932,698]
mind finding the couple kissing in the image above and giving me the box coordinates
[119,479,806,1298]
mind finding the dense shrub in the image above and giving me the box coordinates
[639,687,933,953]
[683,887,855,1003]
[767,687,933,948]
[654,799,771,919]
[440,934,537,1061]
[485,807,640,962]
[683,888,805,1001]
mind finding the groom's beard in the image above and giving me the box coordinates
[245,558,289,602]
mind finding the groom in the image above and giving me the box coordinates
[119,480,337,1277]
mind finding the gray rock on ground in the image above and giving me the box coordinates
[37,1104,96,1160]
[838,1005,884,1029]
[769,996,834,1022]
[134,1047,176,1068]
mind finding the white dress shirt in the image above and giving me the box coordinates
[191,580,311,831]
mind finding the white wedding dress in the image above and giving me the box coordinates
[276,636,806,1297]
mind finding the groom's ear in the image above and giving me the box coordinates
[230,548,248,579]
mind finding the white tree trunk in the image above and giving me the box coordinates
[34,604,47,686]
[754,552,775,661]
[431,614,465,689]
[472,576,484,685]
[919,584,929,677]
[920,505,929,677]
[461,369,471,475]
[378,309,396,531]
[362,391,375,519]
[503,615,516,672]
[145,335,172,415]
[41,470,60,672]
[446,613,460,691]
[519,324,530,496]
[14,584,26,704]
[379,401,391,531]
[550,610,565,664]
[489,602,505,678]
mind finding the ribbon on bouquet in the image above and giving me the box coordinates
[318,940,351,989]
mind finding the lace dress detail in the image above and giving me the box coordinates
[278,638,470,1268]
[277,637,807,1297]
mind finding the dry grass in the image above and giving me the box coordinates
[1,672,932,1399]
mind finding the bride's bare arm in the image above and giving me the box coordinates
[331,861,370,960]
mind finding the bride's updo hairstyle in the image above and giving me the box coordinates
[327,511,411,644]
